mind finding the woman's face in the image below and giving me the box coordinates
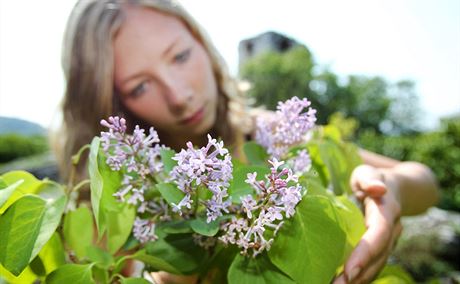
[113,6,218,141]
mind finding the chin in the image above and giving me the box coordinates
[197,118,215,135]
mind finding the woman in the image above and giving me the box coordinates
[55,0,439,283]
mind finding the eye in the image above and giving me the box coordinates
[129,81,150,99]
[174,48,191,64]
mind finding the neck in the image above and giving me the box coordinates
[159,132,208,152]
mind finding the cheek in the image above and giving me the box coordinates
[191,48,218,101]
[122,96,169,126]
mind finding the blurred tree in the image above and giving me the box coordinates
[358,117,460,211]
[239,46,421,135]
[240,46,315,113]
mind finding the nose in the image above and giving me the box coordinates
[162,75,192,111]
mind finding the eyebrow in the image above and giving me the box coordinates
[120,36,182,87]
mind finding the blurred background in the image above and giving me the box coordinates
[0,0,459,282]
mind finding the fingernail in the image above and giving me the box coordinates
[347,267,361,282]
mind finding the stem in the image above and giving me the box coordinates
[72,179,91,193]
[67,144,91,191]
[72,144,91,166]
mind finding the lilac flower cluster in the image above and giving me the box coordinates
[170,135,233,223]
[100,116,164,205]
[219,159,303,257]
[288,149,312,174]
[133,217,158,243]
[100,117,174,244]
[255,96,317,158]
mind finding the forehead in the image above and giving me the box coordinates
[115,6,190,46]
[113,6,191,79]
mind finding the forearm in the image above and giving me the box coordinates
[380,161,439,216]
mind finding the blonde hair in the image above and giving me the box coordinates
[55,0,250,182]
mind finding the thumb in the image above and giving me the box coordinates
[351,165,387,198]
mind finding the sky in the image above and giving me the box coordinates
[0,0,459,130]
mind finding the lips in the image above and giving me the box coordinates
[181,106,205,125]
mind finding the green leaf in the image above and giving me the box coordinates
[157,182,184,205]
[0,171,42,214]
[88,137,124,239]
[243,141,269,166]
[45,263,95,284]
[373,265,415,284]
[0,263,37,284]
[30,185,67,263]
[30,232,66,277]
[318,141,351,195]
[131,249,181,275]
[305,142,329,188]
[91,265,109,284]
[0,179,23,209]
[227,253,295,284]
[228,166,270,203]
[121,277,151,284]
[334,196,366,264]
[145,234,208,274]
[86,245,114,269]
[0,192,66,276]
[30,255,46,276]
[323,125,342,143]
[160,148,178,173]
[63,205,94,259]
[106,203,136,254]
[158,220,193,235]
[190,217,219,237]
[0,195,46,276]
[268,195,346,284]
[38,232,66,275]
[89,137,106,236]
[298,170,328,197]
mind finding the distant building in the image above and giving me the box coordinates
[238,31,300,70]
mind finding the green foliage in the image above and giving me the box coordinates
[228,254,295,284]
[0,134,48,164]
[268,195,347,284]
[0,179,66,276]
[88,137,135,252]
[241,46,315,112]
[358,117,460,211]
[45,263,95,284]
[63,205,94,259]
[373,265,415,283]
[0,125,414,283]
[240,47,422,135]
[145,234,209,274]
[228,165,270,203]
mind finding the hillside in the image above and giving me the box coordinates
[0,116,46,136]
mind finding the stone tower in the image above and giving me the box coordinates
[238,31,299,70]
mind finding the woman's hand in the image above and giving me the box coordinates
[334,165,402,284]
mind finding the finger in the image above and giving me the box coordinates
[354,248,390,284]
[353,221,402,284]
[332,273,347,284]
[350,165,387,198]
[344,200,392,282]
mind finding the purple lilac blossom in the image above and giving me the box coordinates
[100,116,165,205]
[219,158,304,257]
[255,96,316,158]
[288,149,312,174]
[170,135,233,222]
[133,217,158,243]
